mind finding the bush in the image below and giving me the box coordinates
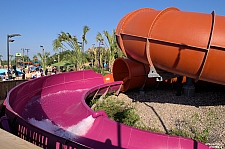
[85,66,108,76]
[92,96,140,127]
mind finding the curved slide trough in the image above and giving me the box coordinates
[2,70,211,148]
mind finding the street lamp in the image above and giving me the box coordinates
[7,34,21,73]
[98,40,104,69]
[40,45,45,71]
[78,42,83,66]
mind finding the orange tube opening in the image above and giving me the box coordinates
[113,58,159,92]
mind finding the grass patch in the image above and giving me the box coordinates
[91,95,140,127]
[168,110,219,143]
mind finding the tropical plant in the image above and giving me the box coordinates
[85,47,95,67]
[53,31,84,70]
[37,52,50,70]
[92,96,140,127]
[96,32,104,69]
[82,25,90,53]
[103,30,124,72]
[33,55,38,62]
[80,25,90,65]
[0,55,3,67]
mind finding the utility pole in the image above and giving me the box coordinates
[7,34,21,72]
[40,46,45,71]
[21,48,25,67]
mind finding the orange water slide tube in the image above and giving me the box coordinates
[113,7,225,91]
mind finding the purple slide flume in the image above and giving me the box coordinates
[2,70,212,148]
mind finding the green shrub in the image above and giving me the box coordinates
[168,127,209,143]
[87,96,99,108]
[168,128,189,138]
[88,66,108,76]
[92,97,140,127]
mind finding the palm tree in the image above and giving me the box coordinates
[96,32,104,68]
[82,25,90,52]
[33,54,39,66]
[33,55,38,62]
[0,55,2,67]
[80,26,90,65]
[103,29,124,72]
[37,52,50,71]
[90,45,95,67]
[52,31,83,70]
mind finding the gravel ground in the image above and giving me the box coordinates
[111,84,225,148]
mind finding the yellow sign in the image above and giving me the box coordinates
[15,53,22,57]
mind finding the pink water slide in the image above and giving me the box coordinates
[2,70,211,149]
[1,7,218,149]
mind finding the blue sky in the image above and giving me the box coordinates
[0,0,225,60]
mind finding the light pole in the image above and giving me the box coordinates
[78,41,83,65]
[7,34,21,73]
[75,42,83,70]
[40,46,45,71]
[9,55,13,67]
[98,40,104,69]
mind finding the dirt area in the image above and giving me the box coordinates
[111,85,225,148]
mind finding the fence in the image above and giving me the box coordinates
[0,80,27,102]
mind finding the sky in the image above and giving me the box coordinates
[0,0,225,60]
